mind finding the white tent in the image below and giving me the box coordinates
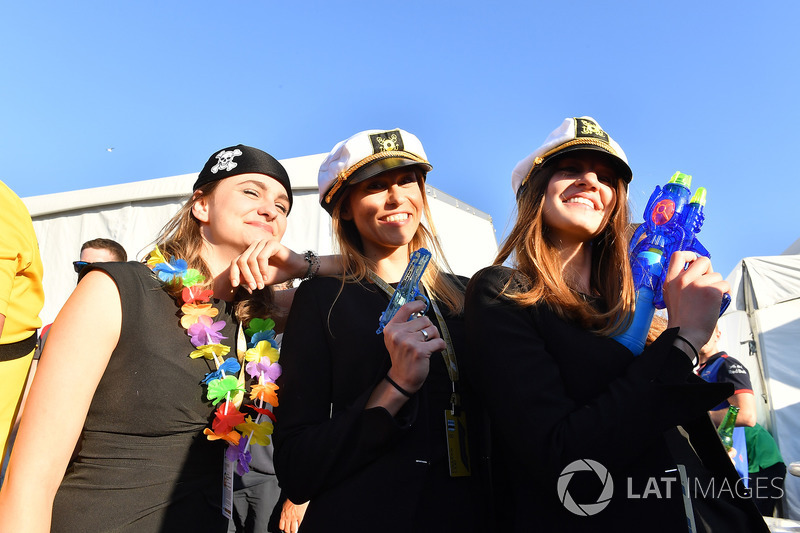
[719,254,800,519]
[23,153,499,325]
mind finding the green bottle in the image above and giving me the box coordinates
[717,405,740,451]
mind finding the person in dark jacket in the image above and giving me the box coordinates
[274,128,483,533]
[464,116,768,532]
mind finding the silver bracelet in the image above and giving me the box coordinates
[302,250,321,280]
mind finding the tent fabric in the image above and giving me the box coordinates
[721,255,800,520]
[23,154,327,218]
[743,257,800,309]
[22,153,498,326]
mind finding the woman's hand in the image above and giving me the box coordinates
[279,499,309,533]
[381,300,446,394]
[663,251,730,352]
[230,239,307,291]
[366,300,445,414]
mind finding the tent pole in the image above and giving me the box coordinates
[742,260,777,435]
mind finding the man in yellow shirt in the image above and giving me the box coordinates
[0,180,44,467]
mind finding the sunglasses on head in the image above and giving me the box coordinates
[73,261,89,274]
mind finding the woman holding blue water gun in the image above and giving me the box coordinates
[274,129,484,533]
[464,117,767,532]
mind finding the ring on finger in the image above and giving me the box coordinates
[421,329,429,342]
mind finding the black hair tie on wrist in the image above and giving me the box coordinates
[675,334,699,366]
[384,374,413,398]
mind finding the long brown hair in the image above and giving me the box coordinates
[330,172,465,314]
[151,180,279,327]
[495,162,635,335]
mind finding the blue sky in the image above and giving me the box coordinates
[2,1,798,277]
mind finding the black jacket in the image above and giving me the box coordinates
[464,266,767,532]
[274,276,483,532]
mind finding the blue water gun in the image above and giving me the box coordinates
[376,248,432,334]
[613,171,731,354]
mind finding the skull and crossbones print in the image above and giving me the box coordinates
[210,148,243,174]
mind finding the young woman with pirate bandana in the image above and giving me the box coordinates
[0,145,336,532]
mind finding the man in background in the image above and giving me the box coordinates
[745,422,786,516]
[697,324,757,486]
[38,238,127,352]
[73,238,127,275]
[0,180,44,476]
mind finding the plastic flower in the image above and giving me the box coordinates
[203,427,241,445]
[190,343,230,361]
[146,247,167,268]
[201,358,240,383]
[180,303,219,328]
[247,403,277,422]
[188,316,227,347]
[207,375,245,405]
[245,318,275,338]
[212,401,246,434]
[181,269,204,287]
[182,285,214,304]
[249,328,277,350]
[249,382,279,406]
[225,439,252,475]
[152,258,189,283]
[235,416,274,446]
[244,340,280,364]
[246,359,282,382]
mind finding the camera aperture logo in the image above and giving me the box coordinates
[557,459,614,516]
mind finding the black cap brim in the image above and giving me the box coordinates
[322,157,432,214]
[544,145,632,184]
[349,157,432,186]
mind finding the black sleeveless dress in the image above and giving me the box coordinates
[52,262,235,532]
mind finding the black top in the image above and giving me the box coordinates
[273,275,483,533]
[52,262,234,532]
[464,266,768,533]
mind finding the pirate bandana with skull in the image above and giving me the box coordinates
[193,144,293,210]
[210,148,243,174]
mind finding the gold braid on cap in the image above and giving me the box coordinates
[520,138,618,190]
[324,151,431,206]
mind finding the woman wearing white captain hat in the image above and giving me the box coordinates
[274,129,484,532]
[464,116,768,532]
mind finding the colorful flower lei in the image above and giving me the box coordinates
[146,247,281,476]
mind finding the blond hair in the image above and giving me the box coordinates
[495,163,635,335]
[646,314,668,347]
[150,181,279,328]
[330,172,465,314]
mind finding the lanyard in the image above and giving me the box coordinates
[369,271,471,478]
[367,272,459,385]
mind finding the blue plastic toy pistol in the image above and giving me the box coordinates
[613,171,731,354]
[376,248,432,334]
